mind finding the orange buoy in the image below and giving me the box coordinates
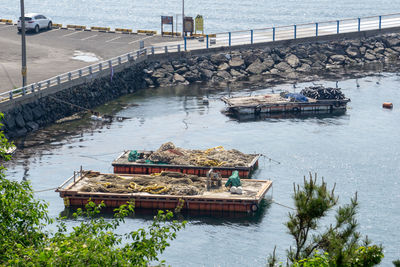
[382,102,393,109]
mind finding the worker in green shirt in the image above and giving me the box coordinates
[225,170,242,194]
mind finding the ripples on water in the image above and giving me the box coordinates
[1,0,399,32]
[5,73,400,266]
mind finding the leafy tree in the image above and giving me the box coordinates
[393,259,400,267]
[0,113,186,266]
[268,173,383,266]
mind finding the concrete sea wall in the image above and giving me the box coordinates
[2,32,400,139]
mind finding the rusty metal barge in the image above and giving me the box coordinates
[222,94,350,116]
[112,150,260,178]
[56,170,272,213]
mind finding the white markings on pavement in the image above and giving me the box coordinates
[81,34,98,41]
[105,36,121,43]
[128,35,154,45]
[62,31,81,37]
[37,28,60,36]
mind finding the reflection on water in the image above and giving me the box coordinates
[224,109,349,123]
[59,199,272,226]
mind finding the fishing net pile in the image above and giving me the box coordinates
[142,142,254,167]
[80,171,209,196]
[300,86,345,100]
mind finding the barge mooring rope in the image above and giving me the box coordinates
[34,187,58,193]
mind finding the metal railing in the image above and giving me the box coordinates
[1,13,400,105]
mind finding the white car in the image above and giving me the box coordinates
[17,13,52,33]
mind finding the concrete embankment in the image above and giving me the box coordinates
[2,32,400,139]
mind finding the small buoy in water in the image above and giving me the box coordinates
[382,102,393,109]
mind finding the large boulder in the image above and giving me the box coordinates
[176,66,188,75]
[26,121,39,132]
[198,60,215,71]
[229,57,245,69]
[14,112,25,128]
[210,54,228,65]
[275,62,292,72]
[346,47,360,58]
[364,51,376,61]
[161,63,174,72]
[200,69,213,79]
[330,55,346,64]
[384,37,400,47]
[246,59,267,74]
[216,70,232,80]
[173,73,186,83]
[297,63,311,73]
[22,106,33,122]
[152,69,166,79]
[218,62,230,71]
[285,54,300,68]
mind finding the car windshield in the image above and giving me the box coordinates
[19,17,32,21]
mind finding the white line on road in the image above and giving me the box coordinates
[81,34,98,41]
[105,36,121,43]
[62,31,81,37]
[128,35,154,45]
[37,28,60,36]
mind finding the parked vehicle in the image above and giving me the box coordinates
[17,13,52,33]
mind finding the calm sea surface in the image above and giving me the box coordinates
[5,74,400,266]
[1,0,399,32]
[2,1,400,266]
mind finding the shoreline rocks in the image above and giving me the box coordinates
[3,33,400,139]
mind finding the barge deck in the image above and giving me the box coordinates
[112,150,260,178]
[56,170,272,213]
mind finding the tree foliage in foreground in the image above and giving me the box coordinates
[268,173,384,266]
[0,113,186,266]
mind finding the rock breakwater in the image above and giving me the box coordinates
[2,33,400,139]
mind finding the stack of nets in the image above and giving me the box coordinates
[147,142,254,167]
[80,171,207,196]
[300,86,345,100]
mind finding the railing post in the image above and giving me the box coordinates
[229,32,231,46]
[151,46,155,55]
[118,57,121,64]
[57,76,61,85]
[79,69,82,77]
[9,91,13,100]
[358,18,361,32]
[37,83,41,91]
[30,84,34,93]
[108,60,112,68]
[273,27,275,41]
[47,80,50,88]
[315,23,318,37]
[178,44,181,52]
[137,51,140,57]
[165,46,168,53]
[379,16,382,30]
[294,25,296,39]
[206,35,209,49]
[22,87,26,95]
[337,20,340,34]
[184,36,187,51]
[250,30,253,44]
[89,66,92,75]
[99,63,102,71]
[68,72,72,81]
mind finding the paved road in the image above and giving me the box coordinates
[0,23,177,92]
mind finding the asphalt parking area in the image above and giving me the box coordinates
[0,23,178,92]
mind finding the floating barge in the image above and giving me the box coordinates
[221,94,350,116]
[112,150,260,178]
[56,171,272,213]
